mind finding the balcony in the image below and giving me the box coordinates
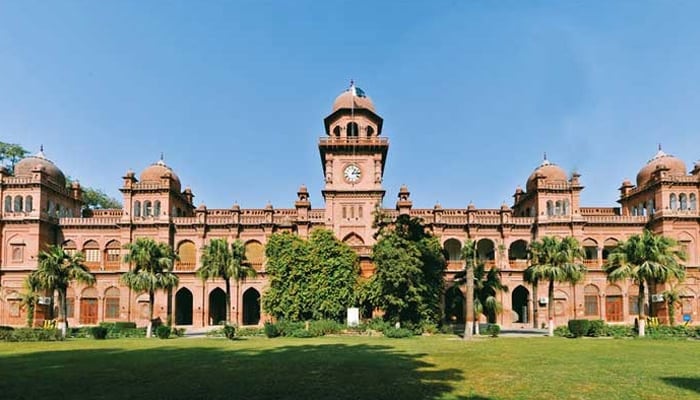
[104,261,121,271]
[175,261,196,272]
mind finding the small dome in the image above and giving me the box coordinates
[636,149,686,187]
[14,148,66,187]
[332,83,376,113]
[140,159,181,192]
[526,157,568,191]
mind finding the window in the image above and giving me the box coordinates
[176,241,196,270]
[670,193,677,210]
[563,199,569,215]
[679,194,688,210]
[647,199,655,215]
[48,201,55,215]
[133,200,141,217]
[546,201,553,216]
[11,245,24,262]
[584,285,599,316]
[681,297,693,315]
[106,249,120,263]
[66,297,75,318]
[144,201,152,216]
[333,126,341,137]
[4,195,11,212]
[154,200,161,216]
[105,241,121,270]
[342,206,346,219]
[25,196,33,212]
[629,295,639,315]
[346,122,359,137]
[555,200,562,216]
[690,194,697,210]
[104,287,120,319]
[13,195,22,212]
[358,205,363,218]
[350,206,354,219]
[63,240,77,256]
[83,240,101,268]
[366,126,374,137]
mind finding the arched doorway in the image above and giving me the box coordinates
[208,288,227,325]
[242,288,261,325]
[175,288,193,325]
[444,286,465,323]
[512,285,529,324]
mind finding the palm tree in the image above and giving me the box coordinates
[663,285,684,326]
[452,261,508,336]
[605,230,686,336]
[525,236,586,336]
[121,238,179,337]
[35,245,95,337]
[461,240,476,340]
[197,239,256,325]
[19,272,41,327]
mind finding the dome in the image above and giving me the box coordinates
[526,157,568,191]
[14,148,66,187]
[636,149,687,187]
[332,83,376,113]
[139,159,181,192]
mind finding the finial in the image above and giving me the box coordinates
[349,79,354,88]
[658,143,662,151]
[40,144,44,152]
[160,152,164,161]
[543,152,547,161]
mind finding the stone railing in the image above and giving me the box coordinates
[59,217,120,226]
[318,137,389,147]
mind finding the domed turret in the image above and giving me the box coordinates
[14,147,66,187]
[636,148,686,187]
[332,82,375,113]
[526,155,568,191]
[139,157,181,192]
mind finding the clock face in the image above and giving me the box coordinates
[344,164,361,183]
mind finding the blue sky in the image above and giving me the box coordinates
[1,1,699,209]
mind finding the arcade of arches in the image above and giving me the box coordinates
[1,84,699,328]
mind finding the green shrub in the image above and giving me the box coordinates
[264,322,281,338]
[0,328,62,342]
[604,324,633,338]
[383,327,413,338]
[361,317,390,333]
[171,327,186,337]
[223,325,236,340]
[586,320,606,337]
[155,325,171,339]
[90,326,109,340]
[439,324,455,334]
[237,327,264,337]
[553,325,571,337]
[567,320,591,338]
[275,320,305,337]
[290,328,315,338]
[421,322,439,335]
[486,324,501,337]
[0,326,14,331]
[309,320,343,336]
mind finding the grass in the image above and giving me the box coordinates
[0,335,698,399]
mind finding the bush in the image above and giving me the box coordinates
[361,317,391,333]
[100,322,137,330]
[0,326,14,331]
[155,325,171,339]
[274,320,305,337]
[264,322,281,338]
[290,328,315,338]
[606,324,634,338]
[567,320,591,338]
[421,322,440,335]
[0,328,62,342]
[237,327,264,337]
[383,327,413,338]
[309,320,343,336]
[171,327,186,337]
[90,326,109,340]
[223,325,236,340]
[486,324,501,337]
[553,325,571,337]
[439,324,455,334]
[587,320,606,337]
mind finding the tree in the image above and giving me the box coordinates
[605,230,686,336]
[367,214,446,326]
[453,244,508,338]
[0,142,29,174]
[461,240,476,340]
[35,245,96,337]
[121,238,179,337]
[19,272,42,327]
[263,230,359,322]
[663,285,684,326]
[197,238,256,324]
[525,236,586,336]
[66,177,122,209]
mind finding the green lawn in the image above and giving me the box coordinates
[0,335,698,400]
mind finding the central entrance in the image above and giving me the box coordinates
[208,288,227,325]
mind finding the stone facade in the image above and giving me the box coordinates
[1,85,699,328]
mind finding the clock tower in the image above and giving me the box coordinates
[319,83,388,249]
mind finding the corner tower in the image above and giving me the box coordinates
[319,83,388,247]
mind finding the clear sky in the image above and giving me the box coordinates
[1,1,699,210]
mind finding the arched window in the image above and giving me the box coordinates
[13,195,23,212]
[444,239,462,262]
[144,201,152,217]
[679,194,688,210]
[176,241,196,271]
[366,126,375,137]
[670,193,677,210]
[333,126,341,137]
[63,240,77,256]
[346,122,359,138]
[690,194,697,210]
[4,195,11,212]
[176,207,182,217]
[104,287,120,319]
[154,200,161,216]
[133,201,141,217]
[639,204,646,216]
[48,201,55,216]
[245,240,264,271]
[25,196,33,212]
[631,206,637,216]
[555,200,562,216]
[104,240,121,270]
[83,240,101,270]
[546,201,554,216]
[584,285,599,316]
[647,199,655,215]
[563,199,570,215]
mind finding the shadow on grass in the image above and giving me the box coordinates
[661,377,700,394]
[0,342,491,400]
